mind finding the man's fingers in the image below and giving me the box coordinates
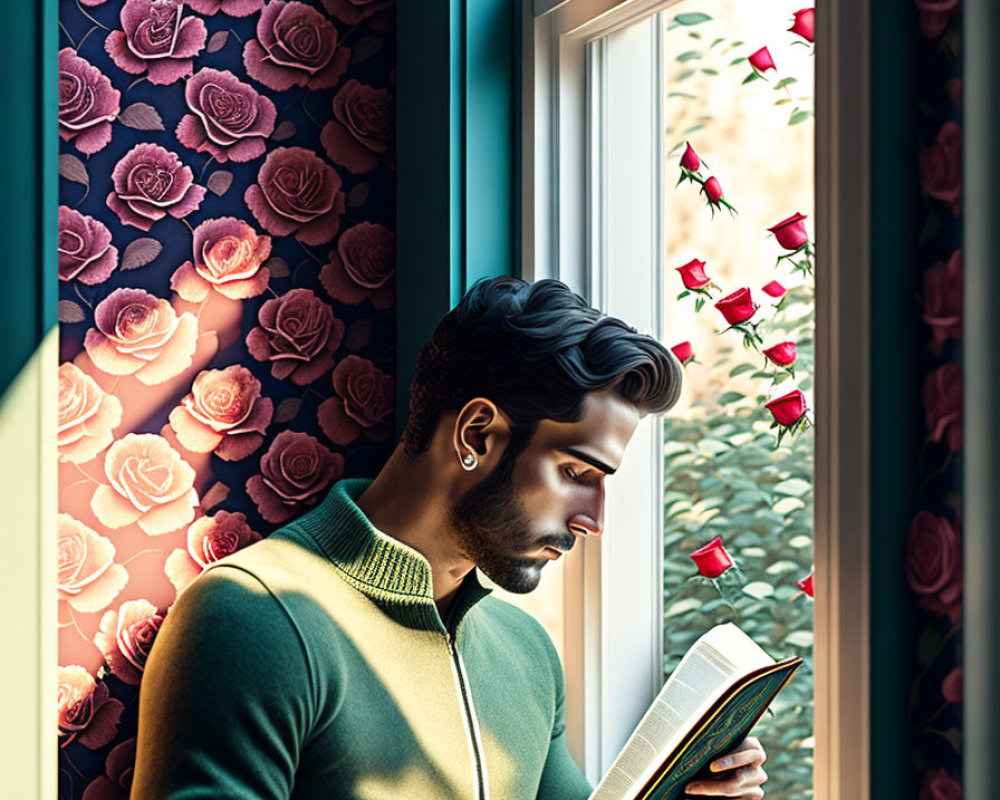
[686,764,767,796]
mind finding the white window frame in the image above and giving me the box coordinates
[521,1,871,798]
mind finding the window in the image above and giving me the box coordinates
[522,2,871,798]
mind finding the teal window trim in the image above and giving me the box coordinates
[395,0,520,438]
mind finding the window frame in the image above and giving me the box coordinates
[521,1,871,797]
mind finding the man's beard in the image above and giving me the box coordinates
[450,442,576,594]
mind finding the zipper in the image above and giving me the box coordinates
[447,632,490,800]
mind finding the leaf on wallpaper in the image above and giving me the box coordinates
[58,154,89,188]
[273,397,302,424]
[271,120,296,141]
[122,238,163,271]
[344,319,373,352]
[58,299,86,324]
[351,36,384,65]
[347,182,370,208]
[200,481,230,511]
[119,102,165,131]
[206,171,234,197]
[263,257,290,278]
[206,30,229,54]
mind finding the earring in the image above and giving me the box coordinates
[461,452,478,471]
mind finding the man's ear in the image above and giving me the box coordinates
[452,398,511,467]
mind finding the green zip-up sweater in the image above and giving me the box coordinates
[131,478,594,800]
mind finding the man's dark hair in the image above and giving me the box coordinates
[402,277,683,460]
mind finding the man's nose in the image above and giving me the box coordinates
[568,513,603,537]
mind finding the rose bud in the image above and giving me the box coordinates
[763,341,797,367]
[789,8,815,43]
[670,341,694,364]
[676,258,710,289]
[690,536,734,579]
[680,142,700,171]
[941,666,962,704]
[762,280,786,298]
[748,46,776,73]
[797,570,814,597]
[766,389,808,426]
[768,212,809,250]
[715,287,757,326]
[703,176,724,203]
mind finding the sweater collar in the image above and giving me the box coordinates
[294,477,492,633]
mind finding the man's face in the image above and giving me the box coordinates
[450,390,640,593]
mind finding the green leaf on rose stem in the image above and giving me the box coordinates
[676,51,702,62]
[676,290,691,300]
[718,391,745,405]
[774,97,793,106]
[677,69,696,82]
[774,77,799,89]
[695,297,706,312]
[688,31,702,39]
[729,56,747,66]
[669,12,713,27]
[789,109,814,125]
[710,37,725,48]
[742,72,762,85]
[940,728,962,754]
[729,363,757,378]
[700,68,719,76]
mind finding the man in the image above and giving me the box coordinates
[131,277,769,799]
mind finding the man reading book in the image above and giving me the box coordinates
[131,277,770,799]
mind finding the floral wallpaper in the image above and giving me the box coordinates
[906,0,963,797]
[55,0,396,796]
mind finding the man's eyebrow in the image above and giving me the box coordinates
[558,447,618,475]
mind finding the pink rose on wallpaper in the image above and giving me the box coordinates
[58,206,118,285]
[905,511,962,624]
[246,431,344,523]
[170,217,272,302]
[321,80,394,174]
[941,666,962,703]
[319,221,395,309]
[57,362,123,464]
[245,147,345,245]
[104,0,207,86]
[57,514,129,614]
[914,0,962,40]
[84,288,198,385]
[918,767,962,800]
[321,0,392,25]
[81,737,136,800]
[106,143,206,231]
[175,68,277,163]
[58,48,121,155]
[91,433,199,535]
[922,249,962,355]
[318,356,393,445]
[165,511,262,592]
[168,365,273,459]
[918,121,962,216]
[182,0,264,16]
[95,599,164,685]
[922,363,962,452]
[246,288,345,385]
[57,666,123,749]
[243,0,350,92]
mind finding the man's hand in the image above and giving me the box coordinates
[683,736,768,799]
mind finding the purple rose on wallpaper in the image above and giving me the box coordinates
[245,147,345,245]
[918,767,962,800]
[175,68,277,163]
[243,0,350,92]
[104,0,207,86]
[321,80,394,174]
[58,48,121,155]
[941,666,962,703]
[321,0,392,25]
[319,221,395,309]
[106,143,206,231]
[58,206,118,285]
[94,600,164,685]
[57,667,123,750]
[182,0,264,17]
[922,249,962,355]
[914,0,962,40]
[246,431,344,523]
[922,363,962,452]
[81,738,136,800]
[171,217,272,301]
[245,288,345,385]
[318,355,393,445]
[918,121,962,216]
[905,511,962,625]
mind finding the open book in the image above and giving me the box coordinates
[588,623,803,800]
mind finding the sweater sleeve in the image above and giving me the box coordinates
[130,565,318,800]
